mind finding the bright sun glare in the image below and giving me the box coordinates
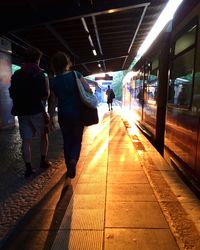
[129,0,184,69]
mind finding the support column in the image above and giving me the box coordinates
[0,38,15,129]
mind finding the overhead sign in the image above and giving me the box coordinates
[95,74,113,81]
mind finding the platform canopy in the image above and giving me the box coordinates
[0,0,168,75]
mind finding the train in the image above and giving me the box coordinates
[122,0,200,195]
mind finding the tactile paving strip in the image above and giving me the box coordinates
[51,230,103,250]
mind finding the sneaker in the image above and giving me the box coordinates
[40,160,52,169]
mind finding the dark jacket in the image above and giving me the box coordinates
[9,64,49,116]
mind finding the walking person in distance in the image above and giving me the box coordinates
[106,85,115,111]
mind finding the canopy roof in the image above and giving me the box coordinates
[0,0,168,75]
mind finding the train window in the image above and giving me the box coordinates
[169,22,197,108]
[147,69,158,103]
[169,49,194,107]
[151,58,159,71]
[146,57,159,104]
[175,25,197,55]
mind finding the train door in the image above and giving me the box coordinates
[141,58,159,139]
[136,32,170,154]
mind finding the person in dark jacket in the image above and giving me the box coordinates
[9,47,51,177]
[106,85,115,111]
[49,51,92,178]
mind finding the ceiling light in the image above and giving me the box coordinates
[81,17,95,47]
[92,49,97,56]
[88,35,94,47]
[129,0,184,69]
[81,18,89,33]
[108,9,116,14]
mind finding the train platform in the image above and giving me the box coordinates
[1,104,200,250]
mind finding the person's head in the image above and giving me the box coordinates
[51,51,72,74]
[24,47,42,64]
[108,85,110,89]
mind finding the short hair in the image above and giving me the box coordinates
[24,47,42,63]
[51,51,72,74]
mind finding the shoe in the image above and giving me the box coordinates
[24,167,35,178]
[40,160,52,169]
[66,166,76,179]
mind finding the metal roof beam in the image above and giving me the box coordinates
[91,15,105,71]
[1,1,150,33]
[17,0,78,58]
[92,16,103,55]
[122,4,149,69]
[45,24,78,58]
[81,63,91,74]
[76,55,128,65]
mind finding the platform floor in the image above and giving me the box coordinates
[2,106,200,250]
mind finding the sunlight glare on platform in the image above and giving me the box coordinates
[88,116,110,162]
[120,108,140,136]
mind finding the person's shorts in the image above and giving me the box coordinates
[107,98,113,104]
[18,113,45,140]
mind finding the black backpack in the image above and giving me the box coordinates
[110,89,115,99]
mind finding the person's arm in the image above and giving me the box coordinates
[48,89,57,118]
[41,76,50,100]
[80,76,93,93]
[48,89,57,130]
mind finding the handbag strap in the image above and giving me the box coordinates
[73,70,78,80]
[72,71,82,99]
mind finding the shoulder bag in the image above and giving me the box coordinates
[73,71,99,126]
[74,71,98,108]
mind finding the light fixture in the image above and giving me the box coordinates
[81,18,95,48]
[88,35,94,47]
[81,18,89,33]
[98,63,101,67]
[129,0,184,69]
[108,9,116,14]
[92,49,97,56]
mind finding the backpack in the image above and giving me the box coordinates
[110,89,115,99]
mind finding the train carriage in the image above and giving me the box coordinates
[123,0,200,192]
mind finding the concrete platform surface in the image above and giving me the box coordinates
[1,105,200,250]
